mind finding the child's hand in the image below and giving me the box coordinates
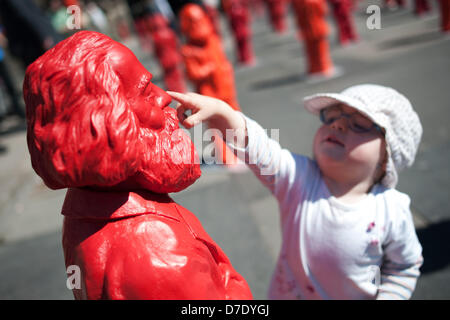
[167,91,248,148]
[167,91,226,128]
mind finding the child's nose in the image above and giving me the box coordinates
[330,117,349,132]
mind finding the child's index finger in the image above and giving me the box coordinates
[167,91,197,107]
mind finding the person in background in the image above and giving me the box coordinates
[0,24,25,120]
[0,0,62,68]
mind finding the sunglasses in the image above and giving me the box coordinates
[320,105,384,134]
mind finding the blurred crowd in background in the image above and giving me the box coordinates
[0,0,449,125]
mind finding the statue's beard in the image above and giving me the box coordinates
[134,107,201,193]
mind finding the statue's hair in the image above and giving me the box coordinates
[24,31,141,189]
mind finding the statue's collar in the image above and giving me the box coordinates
[61,187,180,221]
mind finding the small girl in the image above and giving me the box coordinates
[168,84,424,300]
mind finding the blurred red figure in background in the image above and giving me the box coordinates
[292,0,334,75]
[265,0,288,33]
[223,0,255,65]
[179,3,242,165]
[328,0,359,45]
[148,13,187,92]
[134,15,154,53]
[414,0,431,16]
[23,31,252,300]
[439,0,450,33]
[179,4,240,110]
[384,0,405,8]
[63,0,79,6]
[204,0,223,36]
[249,0,265,17]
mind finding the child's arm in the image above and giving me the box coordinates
[377,196,423,300]
[168,91,300,203]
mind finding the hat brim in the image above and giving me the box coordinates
[303,93,371,118]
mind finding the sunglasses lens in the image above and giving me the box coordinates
[321,106,379,133]
[321,107,340,124]
[350,115,373,133]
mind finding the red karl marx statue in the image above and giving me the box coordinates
[265,0,288,34]
[440,0,450,33]
[328,0,359,45]
[148,13,187,92]
[178,4,242,166]
[179,4,240,111]
[292,0,334,76]
[23,31,253,300]
[223,0,255,65]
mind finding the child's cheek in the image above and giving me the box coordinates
[346,138,382,167]
[312,129,323,160]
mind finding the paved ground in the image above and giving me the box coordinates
[0,2,449,299]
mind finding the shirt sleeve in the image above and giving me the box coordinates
[377,193,423,300]
[226,112,302,204]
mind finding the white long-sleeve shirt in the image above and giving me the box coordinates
[227,113,423,300]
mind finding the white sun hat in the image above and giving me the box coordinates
[303,84,423,188]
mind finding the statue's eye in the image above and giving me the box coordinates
[140,79,151,94]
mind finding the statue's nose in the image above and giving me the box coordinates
[153,86,172,109]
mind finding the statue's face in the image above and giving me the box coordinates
[180,5,213,42]
[24,31,200,192]
[109,42,170,130]
[107,42,201,193]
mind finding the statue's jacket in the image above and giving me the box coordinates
[61,188,252,300]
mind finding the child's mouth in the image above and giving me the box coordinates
[324,135,345,147]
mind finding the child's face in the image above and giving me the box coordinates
[313,103,386,184]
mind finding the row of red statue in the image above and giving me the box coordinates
[133,0,450,91]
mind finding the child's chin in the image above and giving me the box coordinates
[316,146,347,164]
